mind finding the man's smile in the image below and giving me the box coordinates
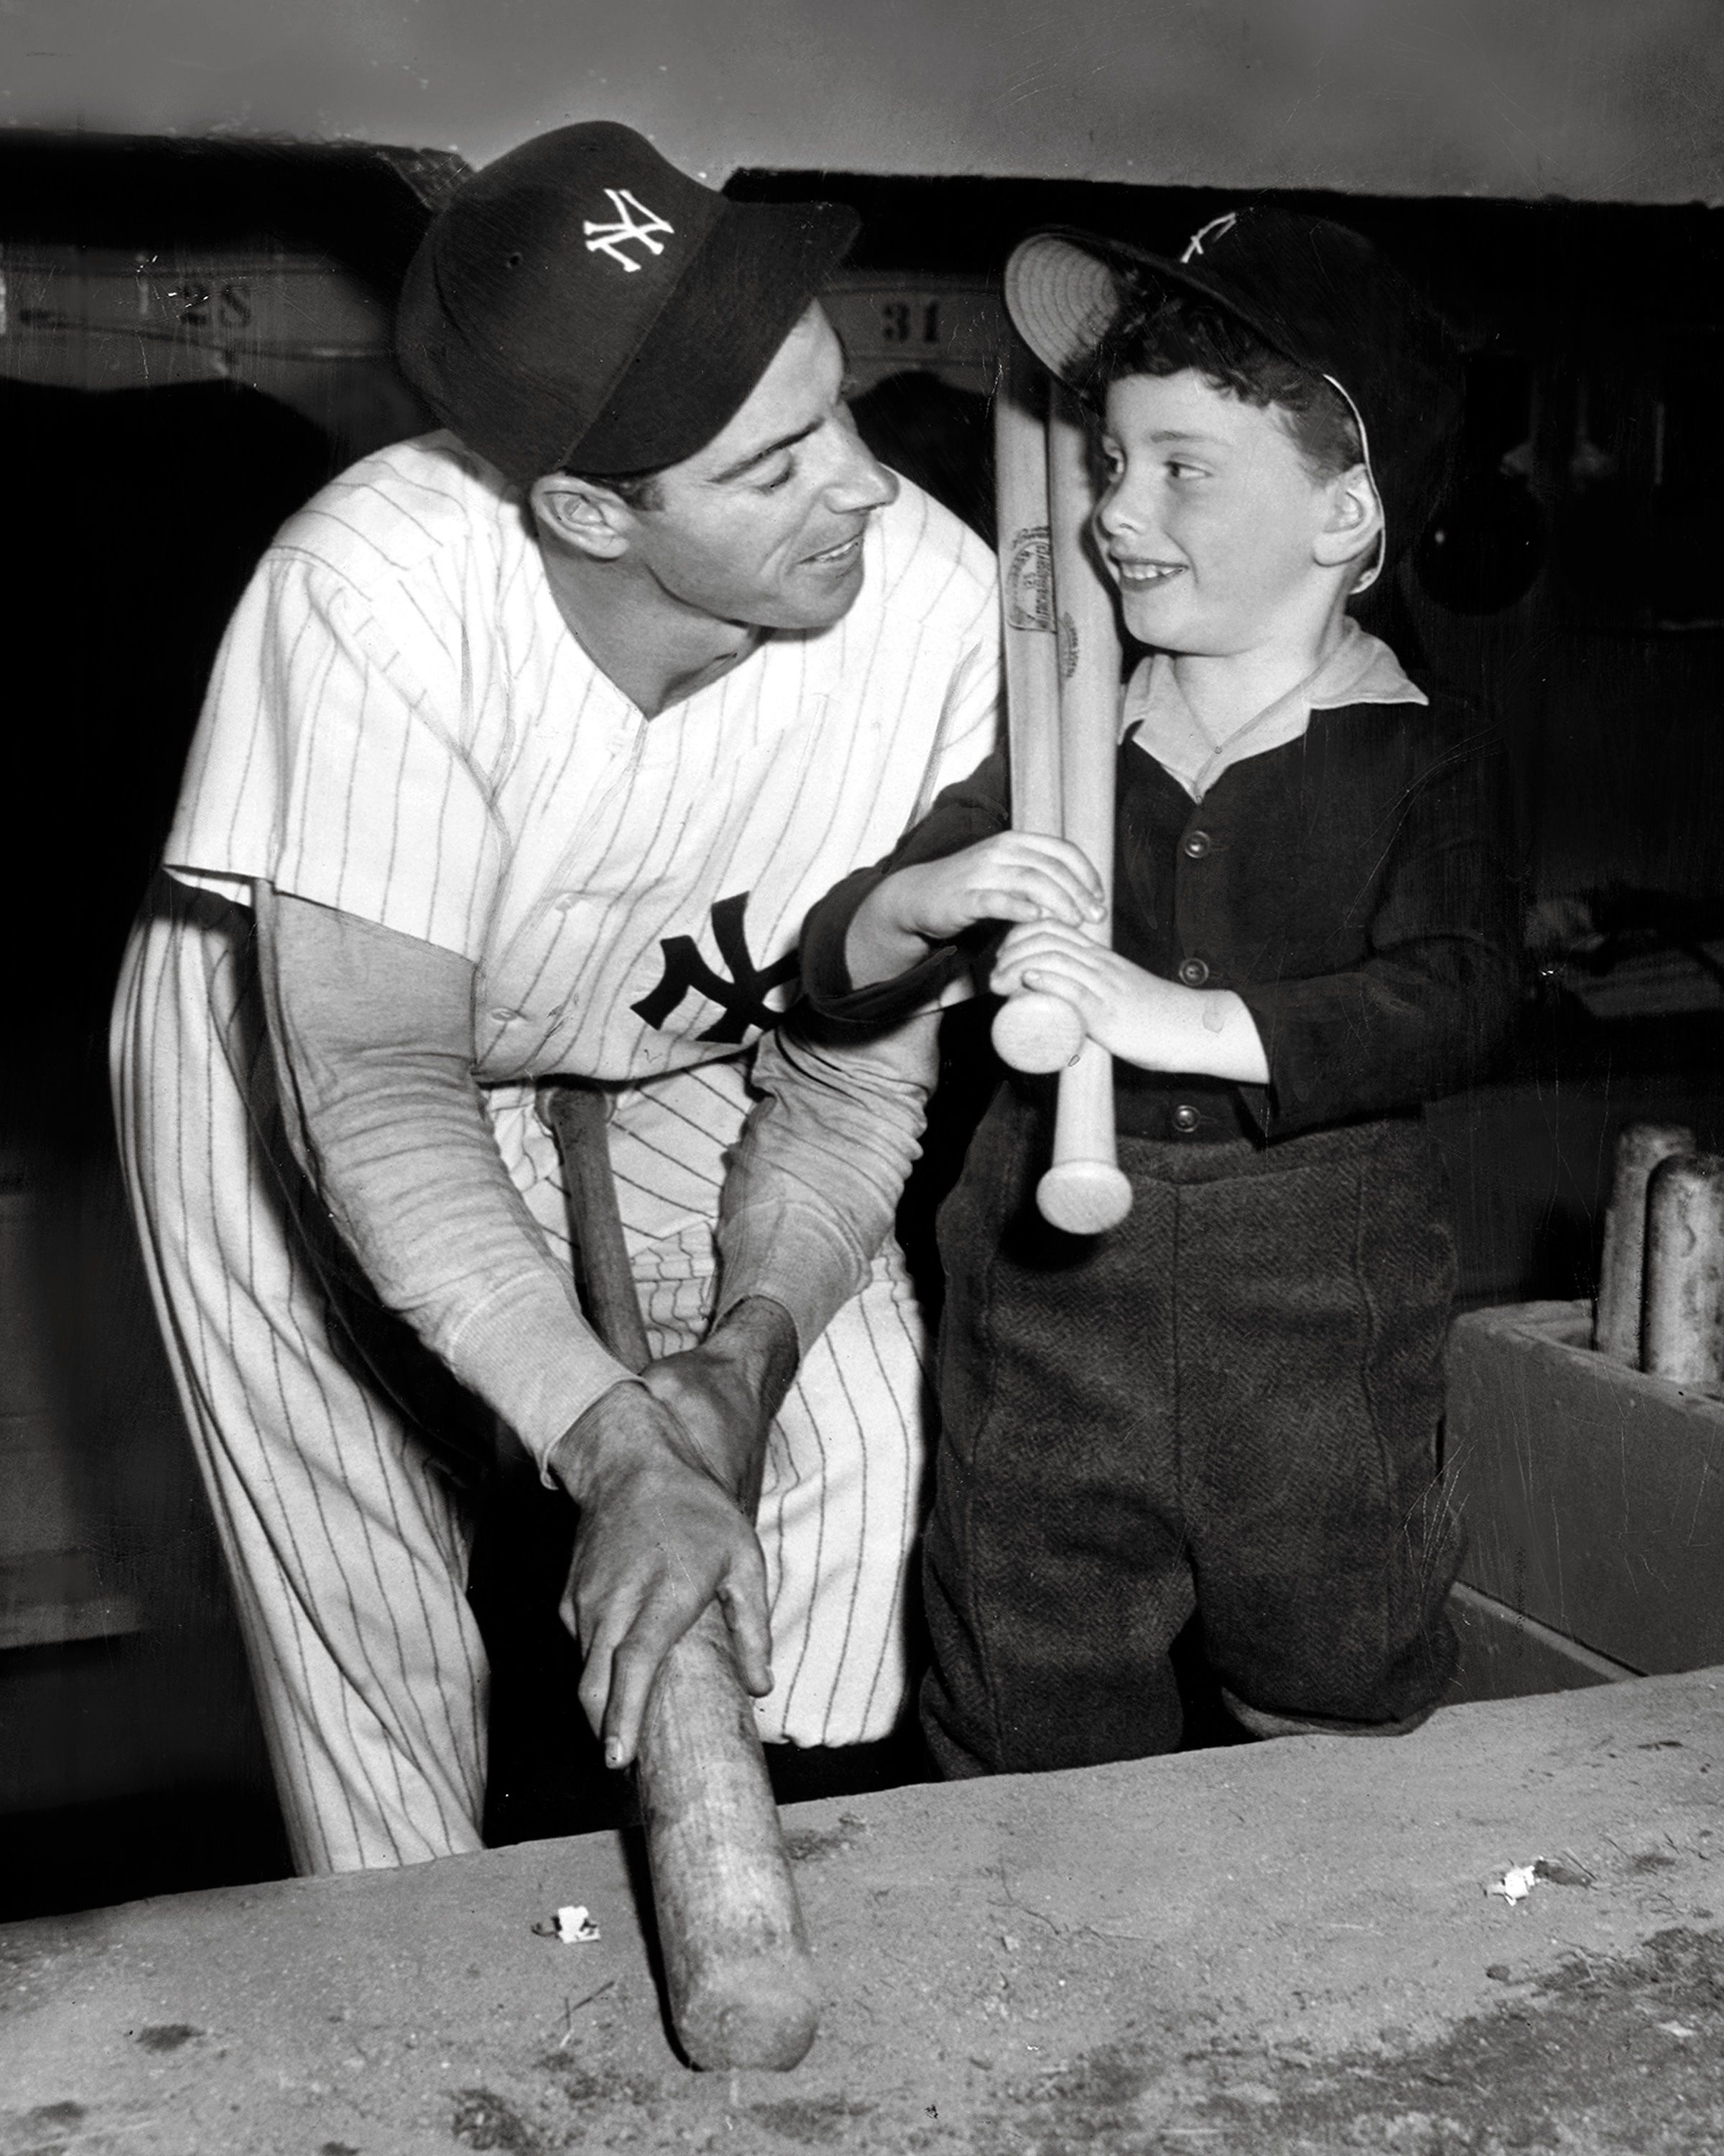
[804,530,866,568]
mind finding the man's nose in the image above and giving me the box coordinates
[824,422,900,514]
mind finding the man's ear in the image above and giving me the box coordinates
[1314,463,1384,576]
[530,473,635,561]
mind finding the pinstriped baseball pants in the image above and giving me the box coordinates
[112,878,927,1874]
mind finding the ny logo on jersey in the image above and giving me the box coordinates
[583,189,676,273]
[632,892,799,1044]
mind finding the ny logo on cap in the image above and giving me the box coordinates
[1180,212,1238,264]
[584,188,676,273]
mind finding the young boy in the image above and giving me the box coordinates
[795,208,1521,1777]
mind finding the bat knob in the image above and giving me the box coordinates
[991,990,1087,1074]
[1037,1158,1133,1235]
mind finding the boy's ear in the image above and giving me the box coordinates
[1314,464,1384,575]
[530,473,636,562]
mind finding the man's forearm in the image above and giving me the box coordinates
[716,1013,939,1353]
[256,884,633,1465]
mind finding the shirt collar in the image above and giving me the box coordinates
[1123,617,1427,802]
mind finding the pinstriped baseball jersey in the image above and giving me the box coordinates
[168,429,998,1078]
[117,430,1000,1867]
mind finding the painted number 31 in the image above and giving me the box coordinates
[880,299,942,344]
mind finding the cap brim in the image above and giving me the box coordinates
[1004,225,1327,390]
[570,197,859,475]
[1002,232,1130,383]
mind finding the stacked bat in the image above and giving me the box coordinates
[1595,1120,1724,1391]
[992,339,1133,1236]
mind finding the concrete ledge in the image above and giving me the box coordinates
[4,1669,1721,2153]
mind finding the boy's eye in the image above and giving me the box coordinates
[1167,459,1207,481]
[758,459,796,493]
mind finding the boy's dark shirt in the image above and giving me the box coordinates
[801,685,1521,1143]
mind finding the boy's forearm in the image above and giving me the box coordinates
[845,872,937,987]
[1116,975,1271,1084]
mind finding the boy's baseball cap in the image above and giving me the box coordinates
[1004,207,1462,576]
[396,121,859,486]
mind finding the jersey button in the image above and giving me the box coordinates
[1171,1102,1200,1135]
[1178,957,1210,987]
[1182,829,1212,860]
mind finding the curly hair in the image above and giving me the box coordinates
[1078,284,1364,482]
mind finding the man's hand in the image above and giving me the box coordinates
[637,1296,800,1517]
[991,920,1271,1084]
[847,835,1104,986]
[549,1378,773,1771]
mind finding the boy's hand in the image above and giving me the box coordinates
[992,921,1270,1084]
[847,835,1104,987]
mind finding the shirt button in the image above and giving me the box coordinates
[1171,1102,1200,1135]
[1182,829,1212,859]
[1178,957,1209,988]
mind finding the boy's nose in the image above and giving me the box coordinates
[1094,482,1141,543]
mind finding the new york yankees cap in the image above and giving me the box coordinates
[1004,207,1462,573]
[396,121,859,485]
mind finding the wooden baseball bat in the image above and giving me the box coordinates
[1036,383,1133,1238]
[539,1081,819,2073]
[1593,1120,1695,1363]
[1642,1151,1724,1390]
[989,333,1086,1076]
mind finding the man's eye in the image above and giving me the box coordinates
[1168,460,1205,481]
[758,460,796,492]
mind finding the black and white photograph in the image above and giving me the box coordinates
[1,4,1721,2148]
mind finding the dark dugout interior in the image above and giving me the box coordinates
[1,137,1721,1915]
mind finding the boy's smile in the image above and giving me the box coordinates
[1095,369,1346,663]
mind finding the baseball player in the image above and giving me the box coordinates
[111,122,998,1874]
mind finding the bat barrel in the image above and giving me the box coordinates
[1642,1151,1724,1389]
[991,333,1086,1076]
[638,1605,820,2071]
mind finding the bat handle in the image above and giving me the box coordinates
[1037,1038,1133,1235]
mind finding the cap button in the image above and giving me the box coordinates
[1172,1103,1200,1135]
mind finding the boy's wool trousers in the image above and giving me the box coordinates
[923,1082,1464,1777]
